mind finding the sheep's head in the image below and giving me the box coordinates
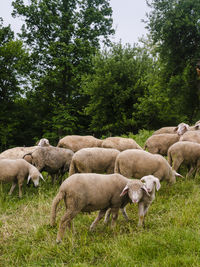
[175,123,189,136]
[141,175,161,193]
[37,138,50,147]
[120,180,150,203]
[27,169,44,187]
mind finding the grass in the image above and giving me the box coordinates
[1,131,200,266]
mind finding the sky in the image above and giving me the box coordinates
[0,0,150,45]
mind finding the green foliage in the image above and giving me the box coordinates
[82,43,153,136]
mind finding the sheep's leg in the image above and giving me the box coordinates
[90,209,107,231]
[104,208,111,224]
[172,159,183,172]
[120,207,129,221]
[8,182,17,196]
[138,202,145,227]
[111,208,119,228]
[186,165,196,179]
[56,209,79,243]
[18,181,24,198]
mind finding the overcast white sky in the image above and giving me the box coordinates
[0,0,150,45]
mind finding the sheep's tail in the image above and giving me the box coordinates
[114,159,120,174]
[167,150,172,166]
[68,160,76,176]
[50,190,65,226]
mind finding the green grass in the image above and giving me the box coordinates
[1,132,200,266]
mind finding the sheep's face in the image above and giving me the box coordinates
[37,138,50,147]
[141,175,161,192]
[120,182,149,203]
[176,123,189,136]
[27,173,40,187]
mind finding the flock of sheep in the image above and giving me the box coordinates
[1,120,200,243]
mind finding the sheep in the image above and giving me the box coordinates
[101,136,142,151]
[168,141,200,178]
[179,130,200,144]
[69,147,120,176]
[114,149,182,184]
[104,175,161,226]
[0,158,44,198]
[0,138,50,160]
[23,146,74,183]
[57,135,103,152]
[144,133,180,156]
[50,173,152,243]
[152,126,177,135]
[152,123,190,136]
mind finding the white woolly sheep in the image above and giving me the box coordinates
[57,135,103,152]
[144,133,180,156]
[114,149,182,184]
[101,136,142,151]
[69,147,120,176]
[0,158,44,198]
[168,141,200,178]
[50,173,151,243]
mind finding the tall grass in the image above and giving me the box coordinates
[1,131,200,266]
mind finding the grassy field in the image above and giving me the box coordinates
[1,130,200,267]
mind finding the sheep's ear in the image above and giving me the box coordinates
[120,185,129,197]
[154,178,161,191]
[141,185,150,197]
[194,125,200,130]
[39,173,45,182]
[174,171,183,178]
[141,177,146,183]
[27,175,31,184]
[174,127,178,132]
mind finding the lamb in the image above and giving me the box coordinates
[23,146,74,183]
[50,173,153,243]
[57,135,103,152]
[179,130,200,144]
[114,149,182,183]
[168,141,200,178]
[101,136,142,151]
[69,147,120,176]
[104,175,161,225]
[144,133,180,156]
[0,158,44,198]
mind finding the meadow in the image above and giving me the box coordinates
[1,130,200,267]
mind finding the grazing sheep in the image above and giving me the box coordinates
[0,158,44,198]
[144,133,180,156]
[101,137,142,151]
[69,147,120,176]
[168,141,200,178]
[105,175,161,226]
[0,146,37,160]
[57,135,102,152]
[114,149,182,184]
[152,126,177,135]
[23,146,74,183]
[179,130,200,144]
[0,138,50,160]
[50,173,151,243]
[152,123,189,136]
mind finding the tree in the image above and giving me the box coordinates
[0,18,30,150]
[82,43,153,136]
[145,0,200,122]
[12,0,114,139]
